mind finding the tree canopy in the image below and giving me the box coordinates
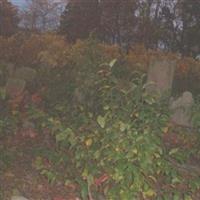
[0,0,19,36]
[60,0,200,57]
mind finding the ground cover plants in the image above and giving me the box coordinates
[1,36,200,199]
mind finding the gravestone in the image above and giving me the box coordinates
[146,59,176,95]
[169,91,194,127]
[6,78,26,98]
[11,196,29,200]
[5,67,36,98]
[14,67,36,82]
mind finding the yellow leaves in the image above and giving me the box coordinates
[148,175,157,183]
[143,189,156,198]
[119,121,126,132]
[132,148,138,154]
[169,148,179,155]
[131,112,139,119]
[135,113,139,118]
[162,126,169,134]
[82,168,90,180]
[97,115,106,128]
[85,138,93,147]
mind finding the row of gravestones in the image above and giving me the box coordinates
[146,59,194,127]
[3,59,194,128]
[5,64,36,98]
[3,65,37,133]
[3,61,193,200]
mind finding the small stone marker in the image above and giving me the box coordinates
[170,91,194,127]
[11,196,29,200]
[14,67,36,82]
[146,59,176,95]
[6,78,26,98]
[5,67,36,99]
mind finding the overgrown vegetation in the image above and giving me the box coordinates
[1,0,200,199]
[1,35,200,199]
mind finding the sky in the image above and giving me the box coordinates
[11,0,26,7]
[11,0,67,8]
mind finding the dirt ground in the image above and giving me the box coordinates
[0,132,79,200]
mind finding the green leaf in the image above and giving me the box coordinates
[143,189,156,198]
[173,193,180,200]
[109,59,117,68]
[80,182,88,200]
[56,131,68,143]
[184,195,192,200]
[41,169,56,184]
[97,115,106,128]
[119,121,126,132]
[172,177,181,184]
[103,105,110,110]
[0,87,6,100]
[169,148,179,155]
[34,156,44,170]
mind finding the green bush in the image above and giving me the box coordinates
[39,62,182,199]
[1,36,200,199]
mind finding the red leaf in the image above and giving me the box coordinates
[31,93,42,104]
[95,173,109,186]
[53,196,66,200]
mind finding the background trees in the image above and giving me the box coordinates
[0,0,19,36]
[60,0,100,42]
[59,0,200,57]
[176,0,200,56]
[20,0,63,31]
[1,0,200,57]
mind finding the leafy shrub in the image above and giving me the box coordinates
[39,38,125,112]
[35,56,200,199]
[40,61,184,199]
[1,35,200,199]
[2,33,200,94]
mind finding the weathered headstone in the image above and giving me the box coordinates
[14,67,36,82]
[6,63,15,76]
[6,78,26,98]
[146,59,176,95]
[5,67,37,99]
[169,91,194,127]
[11,196,29,200]
[73,88,85,104]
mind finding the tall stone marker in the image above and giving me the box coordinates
[146,59,176,95]
[169,91,194,127]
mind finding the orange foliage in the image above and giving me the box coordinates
[126,44,178,72]
[126,45,150,72]
[0,33,69,68]
[31,93,42,105]
[99,43,122,61]
[1,33,200,91]
[176,57,200,77]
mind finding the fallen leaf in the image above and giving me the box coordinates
[53,196,66,200]
[95,173,109,186]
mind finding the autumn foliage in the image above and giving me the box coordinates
[1,33,200,96]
